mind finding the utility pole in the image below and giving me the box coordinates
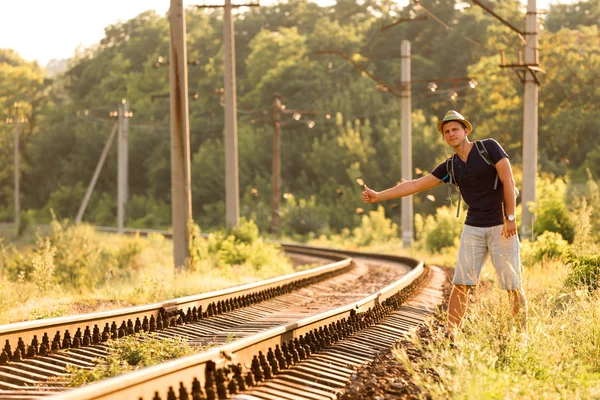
[223,0,240,229]
[117,100,129,234]
[267,96,328,234]
[13,103,20,229]
[400,40,413,248]
[521,0,539,238]
[196,1,259,230]
[271,94,282,234]
[472,0,542,238]
[169,0,193,270]
[76,123,119,224]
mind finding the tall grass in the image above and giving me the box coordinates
[0,218,295,324]
[392,257,600,399]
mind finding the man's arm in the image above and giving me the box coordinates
[495,157,517,237]
[362,174,442,203]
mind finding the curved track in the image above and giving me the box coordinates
[0,241,445,399]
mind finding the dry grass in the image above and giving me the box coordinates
[392,257,600,399]
[0,223,296,324]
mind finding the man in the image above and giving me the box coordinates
[361,110,527,335]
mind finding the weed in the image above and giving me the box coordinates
[392,258,600,399]
[65,332,195,386]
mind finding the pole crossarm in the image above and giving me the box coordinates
[470,0,527,44]
[500,64,544,85]
[315,50,401,97]
[499,51,545,85]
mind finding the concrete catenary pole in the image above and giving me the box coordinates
[76,124,119,224]
[117,100,128,234]
[400,40,413,247]
[13,111,20,229]
[521,0,538,238]
[123,102,129,203]
[223,0,240,229]
[271,94,281,234]
[169,0,193,269]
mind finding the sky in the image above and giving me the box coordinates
[1,0,565,67]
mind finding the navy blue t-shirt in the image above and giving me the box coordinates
[431,139,508,227]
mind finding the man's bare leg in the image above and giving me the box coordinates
[447,284,473,336]
[507,288,527,330]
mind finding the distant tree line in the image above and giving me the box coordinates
[0,0,598,236]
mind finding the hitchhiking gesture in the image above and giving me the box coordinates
[362,110,527,336]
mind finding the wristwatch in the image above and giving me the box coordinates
[507,214,516,222]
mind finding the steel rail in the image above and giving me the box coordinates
[49,256,425,400]
[0,245,351,366]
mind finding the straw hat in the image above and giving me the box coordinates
[436,110,473,135]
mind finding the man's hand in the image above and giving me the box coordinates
[502,219,517,238]
[362,185,378,204]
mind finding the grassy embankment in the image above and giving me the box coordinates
[304,202,600,398]
[386,240,600,398]
[3,204,599,397]
[0,218,296,324]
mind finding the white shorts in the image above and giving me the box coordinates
[454,224,522,290]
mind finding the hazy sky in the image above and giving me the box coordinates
[1,0,563,66]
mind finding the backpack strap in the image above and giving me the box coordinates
[445,154,462,217]
[474,140,499,190]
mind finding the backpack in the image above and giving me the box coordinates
[445,140,499,217]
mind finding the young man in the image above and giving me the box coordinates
[361,110,527,334]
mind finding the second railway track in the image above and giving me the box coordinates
[0,242,446,399]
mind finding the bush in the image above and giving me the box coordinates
[565,253,600,291]
[1,215,144,290]
[352,205,398,247]
[194,219,283,269]
[520,231,569,266]
[31,239,56,294]
[46,183,85,220]
[280,195,326,236]
[16,210,33,237]
[230,217,260,244]
[420,206,464,253]
[126,195,170,229]
[531,176,575,243]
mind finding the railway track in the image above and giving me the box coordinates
[0,238,446,399]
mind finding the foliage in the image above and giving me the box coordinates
[520,231,569,266]
[392,258,600,399]
[0,224,296,324]
[546,0,600,32]
[352,205,398,247]
[30,239,56,295]
[530,175,575,243]
[230,216,260,244]
[280,195,326,236]
[418,206,464,253]
[0,1,597,239]
[189,218,285,270]
[65,332,195,386]
[0,215,144,289]
[565,253,600,291]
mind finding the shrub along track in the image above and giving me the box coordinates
[0,241,446,399]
